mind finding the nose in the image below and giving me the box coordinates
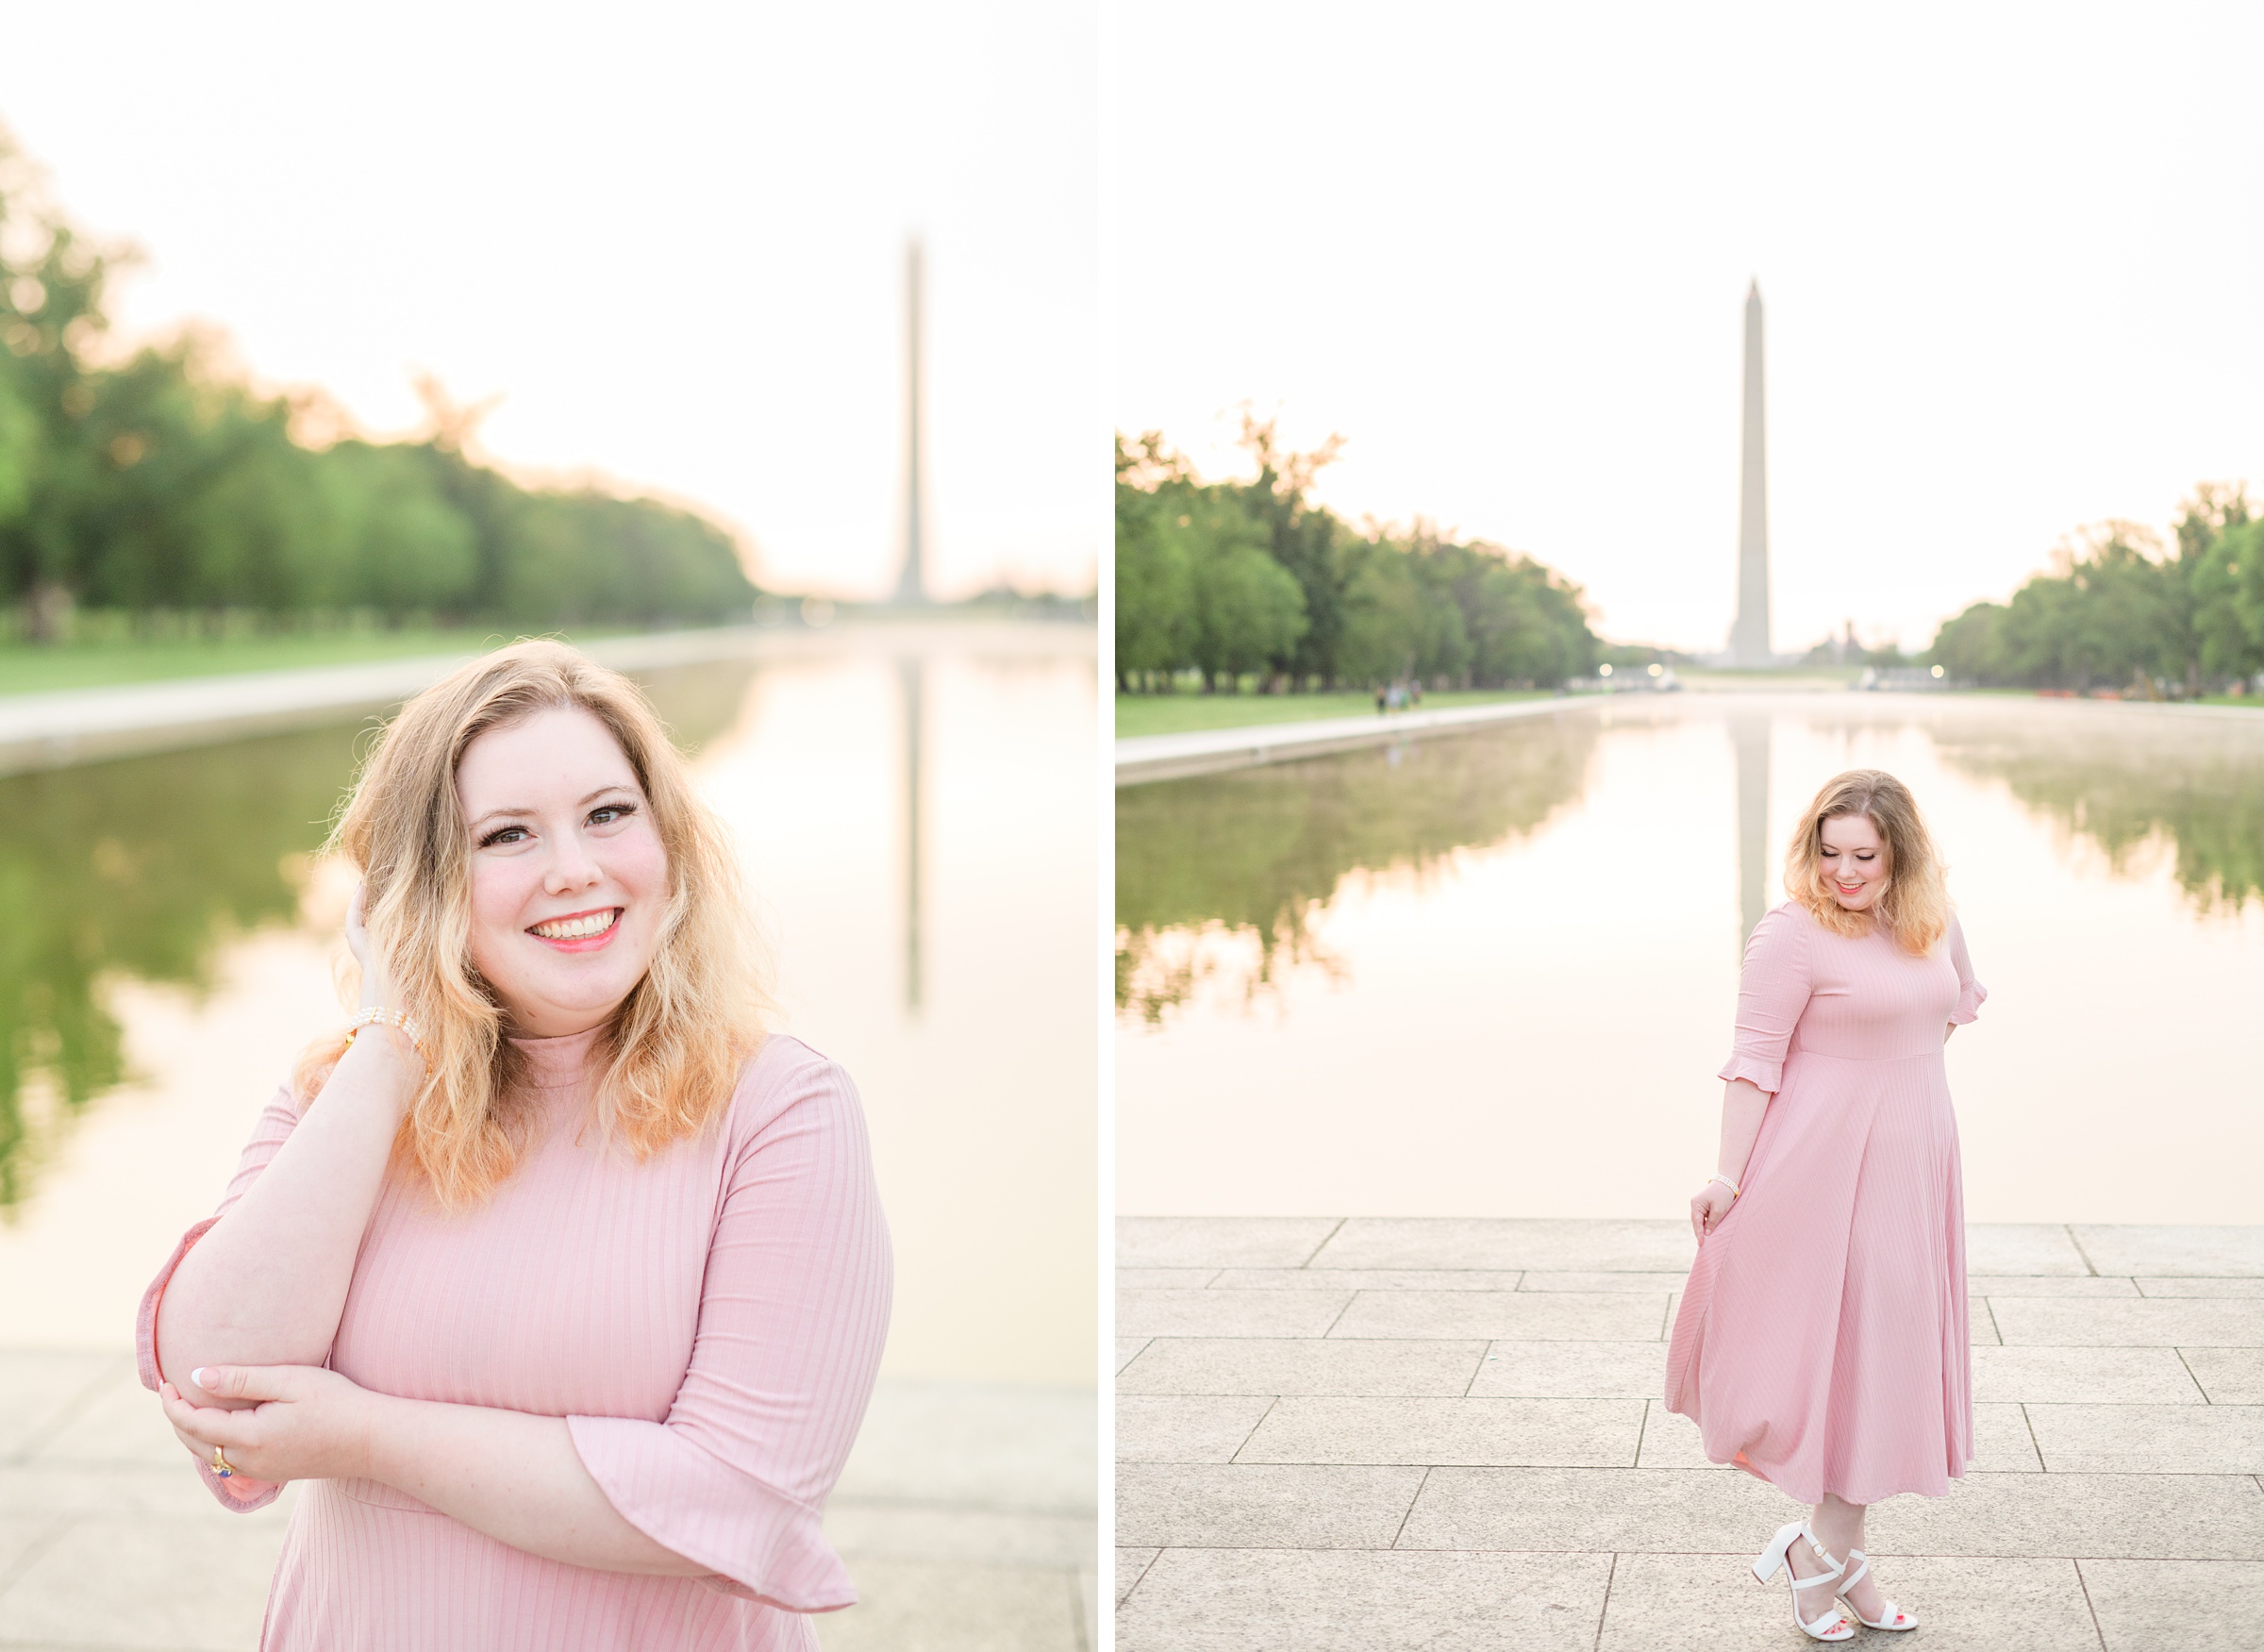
[543,826,603,895]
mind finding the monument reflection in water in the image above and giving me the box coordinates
[1116,694,2264,1226]
[0,626,1096,1388]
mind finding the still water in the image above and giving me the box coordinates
[0,622,1096,1385]
[1118,693,2264,1226]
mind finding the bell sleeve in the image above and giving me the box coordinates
[567,1042,892,1613]
[134,1089,303,1512]
[1716,904,1813,1095]
[1947,912,1987,1025]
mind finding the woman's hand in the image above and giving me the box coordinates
[158,1364,389,1484]
[346,880,395,1013]
[1690,1181,1738,1244]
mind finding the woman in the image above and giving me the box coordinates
[1663,769,1983,1644]
[141,641,892,1650]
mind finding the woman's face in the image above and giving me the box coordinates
[1817,811,1889,912]
[456,707,670,1038]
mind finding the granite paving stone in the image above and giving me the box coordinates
[1117,1218,1343,1271]
[0,1353,130,1462]
[1328,1291,1668,1342]
[1116,1338,1151,1374]
[1117,1395,1276,1463]
[2178,1346,2264,1405]
[1208,1268,1524,1292]
[1117,1338,1485,1397]
[2072,1225,2264,1277]
[2078,1558,2264,1652]
[1237,1396,1645,1468]
[1117,1217,2264,1648]
[1971,1343,2207,1404]
[2023,1402,2264,1473]
[1116,1548,1159,1605]
[1114,1464,1426,1549]
[1399,1465,1788,1552]
[1970,1274,2139,1297]
[1118,1547,1611,1652]
[1964,1224,2092,1275]
[1864,1471,2264,1560]
[1973,1402,2046,1472]
[1311,1218,1693,1274]
[2138,1276,2264,1297]
[1517,1271,1689,1293]
[1118,1290,1352,1340]
[1631,1404,1718,1471]
[1598,1551,2100,1652]
[814,1558,1085,1652]
[822,1505,1097,1568]
[1118,1269,1220,1290]
[1464,1341,1665,1399]
[1990,1296,2264,1347]
[0,1515,286,1649]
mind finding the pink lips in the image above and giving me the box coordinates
[526,906,623,953]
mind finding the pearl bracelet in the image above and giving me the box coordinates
[348,1006,429,1068]
[1707,1173,1740,1199]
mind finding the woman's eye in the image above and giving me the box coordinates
[590,804,635,826]
[480,826,528,847]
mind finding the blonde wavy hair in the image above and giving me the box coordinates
[1783,768,1950,956]
[295,640,771,1207]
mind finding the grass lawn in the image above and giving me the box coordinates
[0,627,639,698]
[1115,687,1548,739]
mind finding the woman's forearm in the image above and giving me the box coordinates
[156,1030,422,1405]
[1716,1077,1771,1186]
[364,1396,708,1577]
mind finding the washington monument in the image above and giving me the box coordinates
[894,237,930,606]
[1729,280,1772,667]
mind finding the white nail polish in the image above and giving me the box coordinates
[191,1368,214,1389]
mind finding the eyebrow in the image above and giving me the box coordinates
[467,784,639,830]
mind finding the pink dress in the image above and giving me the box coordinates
[1664,901,1985,1507]
[136,1029,891,1651]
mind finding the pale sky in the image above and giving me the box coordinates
[1114,2,2264,654]
[0,0,1097,601]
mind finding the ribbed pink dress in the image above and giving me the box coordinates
[1664,901,1985,1507]
[136,1029,891,1651]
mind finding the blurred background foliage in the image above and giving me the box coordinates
[1114,712,1601,1020]
[1116,420,1601,694]
[0,130,756,640]
[1923,487,2259,694]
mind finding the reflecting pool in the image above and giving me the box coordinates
[1117,694,2264,1226]
[0,623,1097,1386]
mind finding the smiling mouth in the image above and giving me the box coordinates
[528,908,622,943]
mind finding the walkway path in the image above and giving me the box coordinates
[1116,1216,2264,1650]
[0,617,1092,778]
[1115,697,1604,787]
[0,1354,1095,1651]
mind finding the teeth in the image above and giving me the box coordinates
[532,910,616,940]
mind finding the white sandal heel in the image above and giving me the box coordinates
[1752,1522,1855,1642]
[1837,1546,1918,1631]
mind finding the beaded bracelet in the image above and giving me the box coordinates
[348,1006,430,1069]
[1707,1173,1741,1199]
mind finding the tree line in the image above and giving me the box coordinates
[1927,485,2259,693]
[0,133,756,639]
[1116,421,1599,693]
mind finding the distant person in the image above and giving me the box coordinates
[141,641,892,1650]
[1375,685,1388,714]
[1665,770,1981,1643]
[1409,679,1423,707]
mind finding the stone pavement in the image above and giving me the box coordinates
[0,1355,1094,1651]
[1115,1217,2264,1651]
